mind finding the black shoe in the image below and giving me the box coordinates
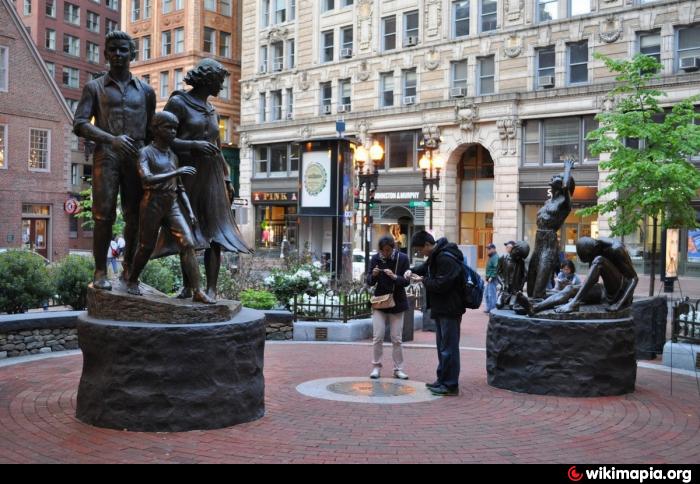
[425,381,441,389]
[429,385,459,396]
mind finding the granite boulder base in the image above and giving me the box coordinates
[486,308,637,397]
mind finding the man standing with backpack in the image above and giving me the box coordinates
[406,231,466,396]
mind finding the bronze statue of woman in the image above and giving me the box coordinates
[154,59,251,299]
[526,158,575,299]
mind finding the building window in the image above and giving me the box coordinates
[262,0,270,27]
[677,26,700,72]
[567,41,588,85]
[131,0,141,21]
[63,34,80,57]
[272,41,283,71]
[45,61,55,78]
[341,26,353,57]
[259,93,267,123]
[404,11,419,46]
[28,129,50,171]
[403,69,417,102]
[160,71,169,98]
[66,99,78,112]
[63,67,79,88]
[480,0,497,32]
[87,42,100,64]
[322,30,334,63]
[163,0,173,14]
[0,124,6,168]
[536,46,555,88]
[174,28,185,54]
[142,35,151,60]
[338,78,351,110]
[452,60,468,91]
[322,0,334,12]
[256,147,268,174]
[478,56,495,95]
[375,131,419,169]
[275,0,286,23]
[381,72,394,107]
[255,144,300,176]
[46,0,56,17]
[341,0,353,6]
[289,0,296,20]
[219,32,231,57]
[45,29,56,50]
[106,19,118,33]
[219,116,230,143]
[71,163,79,186]
[522,115,599,165]
[203,28,216,54]
[569,0,590,16]
[639,31,661,63]
[287,39,295,68]
[320,81,332,114]
[270,90,282,120]
[87,11,100,33]
[286,88,294,118]
[162,31,172,56]
[453,0,470,38]
[204,0,216,11]
[23,0,31,16]
[221,0,232,16]
[537,0,558,22]
[0,46,6,92]
[142,73,150,85]
[220,74,230,99]
[106,0,118,10]
[174,68,184,91]
[382,16,396,51]
[144,0,152,18]
[260,45,268,73]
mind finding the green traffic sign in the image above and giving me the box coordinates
[409,200,432,208]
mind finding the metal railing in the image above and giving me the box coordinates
[672,298,700,345]
[293,288,371,323]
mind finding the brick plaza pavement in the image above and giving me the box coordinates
[1,310,699,464]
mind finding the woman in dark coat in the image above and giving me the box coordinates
[155,59,251,299]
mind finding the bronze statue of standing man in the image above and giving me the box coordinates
[73,31,155,290]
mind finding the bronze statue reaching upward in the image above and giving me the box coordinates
[527,158,576,299]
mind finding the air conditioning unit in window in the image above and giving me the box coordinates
[322,104,332,114]
[403,96,416,105]
[286,112,294,120]
[680,56,700,72]
[405,36,419,47]
[538,75,555,88]
[340,48,353,58]
[259,62,267,74]
[450,87,466,98]
[337,103,351,113]
[273,62,283,72]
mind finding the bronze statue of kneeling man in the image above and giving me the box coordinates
[516,237,638,315]
[127,111,214,304]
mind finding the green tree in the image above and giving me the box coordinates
[579,53,700,295]
[75,185,125,236]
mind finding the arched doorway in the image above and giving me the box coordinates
[458,144,494,268]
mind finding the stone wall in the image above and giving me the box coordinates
[0,328,79,359]
[264,310,294,340]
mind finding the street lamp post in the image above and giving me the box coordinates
[354,140,384,274]
[419,129,443,231]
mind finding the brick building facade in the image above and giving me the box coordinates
[0,0,74,261]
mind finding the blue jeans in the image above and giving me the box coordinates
[485,279,498,311]
[434,317,461,389]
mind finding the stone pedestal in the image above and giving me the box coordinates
[76,307,266,432]
[487,308,636,397]
[631,296,668,359]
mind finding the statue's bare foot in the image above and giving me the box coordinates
[206,288,217,301]
[554,301,578,314]
[514,292,534,315]
[176,288,193,299]
[126,282,142,296]
[193,289,216,304]
[93,271,112,291]
[606,304,622,312]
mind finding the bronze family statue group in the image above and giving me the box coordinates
[495,157,639,316]
[74,31,250,303]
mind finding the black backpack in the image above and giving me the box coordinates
[443,252,485,310]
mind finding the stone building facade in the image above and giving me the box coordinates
[239,0,700,272]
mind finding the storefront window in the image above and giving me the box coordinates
[256,204,297,249]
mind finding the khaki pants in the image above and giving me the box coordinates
[372,310,404,371]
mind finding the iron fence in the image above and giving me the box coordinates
[293,288,371,323]
[672,297,700,345]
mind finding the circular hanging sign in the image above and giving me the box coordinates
[64,198,80,215]
[304,162,328,197]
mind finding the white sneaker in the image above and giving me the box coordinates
[369,368,381,379]
[393,370,409,380]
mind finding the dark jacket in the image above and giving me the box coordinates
[411,238,466,319]
[366,251,410,314]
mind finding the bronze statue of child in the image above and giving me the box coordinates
[496,240,530,310]
[126,111,214,304]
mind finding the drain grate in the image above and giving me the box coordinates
[315,327,328,341]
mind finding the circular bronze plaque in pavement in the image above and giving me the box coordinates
[296,377,441,404]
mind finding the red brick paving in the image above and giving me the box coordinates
[0,332,699,463]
